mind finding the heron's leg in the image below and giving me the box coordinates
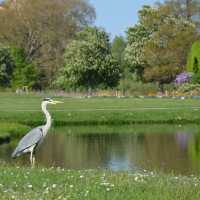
[30,151,33,167]
[32,154,35,168]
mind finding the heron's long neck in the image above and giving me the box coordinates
[42,103,51,133]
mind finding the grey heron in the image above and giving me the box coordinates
[11,98,63,167]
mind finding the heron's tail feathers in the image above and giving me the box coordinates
[11,151,17,159]
[11,148,20,159]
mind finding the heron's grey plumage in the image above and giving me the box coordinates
[11,98,63,167]
[11,126,44,158]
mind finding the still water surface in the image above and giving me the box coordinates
[1,125,200,175]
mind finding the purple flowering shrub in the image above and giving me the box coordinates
[175,72,192,85]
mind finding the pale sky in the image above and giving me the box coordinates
[90,0,163,39]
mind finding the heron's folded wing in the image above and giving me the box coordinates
[12,126,43,156]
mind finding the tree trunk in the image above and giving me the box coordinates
[186,0,192,20]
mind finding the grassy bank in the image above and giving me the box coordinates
[0,122,30,141]
[51,124,200,135]
[0,165,199,200]
[0,94,200,127]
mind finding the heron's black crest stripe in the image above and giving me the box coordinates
[43,98,51,101]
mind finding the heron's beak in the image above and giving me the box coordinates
[51,100,63,105]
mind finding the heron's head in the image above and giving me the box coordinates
[43,98,63,105]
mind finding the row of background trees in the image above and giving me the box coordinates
[0,0,199,94]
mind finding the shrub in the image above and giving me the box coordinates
[192,72,200,84]
[175,72,192,84]
[187,41,200,73]
[119,80,159,96]
[176,83,200,96]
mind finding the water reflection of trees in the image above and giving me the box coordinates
[2,127,200,175]
[37,132,195,174]
[38,133,132,169]
[188,133,200,171]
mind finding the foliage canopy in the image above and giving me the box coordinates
[0,0,95,88]
[125,5,198,90]
[56,27,121,90]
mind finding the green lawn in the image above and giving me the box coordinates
[0,93,200,127]
[0,165,200,200]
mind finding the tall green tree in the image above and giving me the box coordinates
[56,27,120,91]
[124,6,165,80]
[111,36,131,95]
[111,36,126,66]
[11,48,39,89]
[0,46,14,87]
[143,8,197,90]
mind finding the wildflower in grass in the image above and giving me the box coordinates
[27,184,32,189]
[69,184,74,188]
[134,176,139,181]
[52,184,57,188]
[84,190,89,197]
[110,184,115,187]
[106,188,110,192]
[80,175,84,178]
[43,187,49,194]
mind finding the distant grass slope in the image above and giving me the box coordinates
[187,41,200,72]
[0,93,200,127]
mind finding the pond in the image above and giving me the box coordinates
[1,125,200,175]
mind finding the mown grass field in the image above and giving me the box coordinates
[0,93,200,127]
[0,164,200,200]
